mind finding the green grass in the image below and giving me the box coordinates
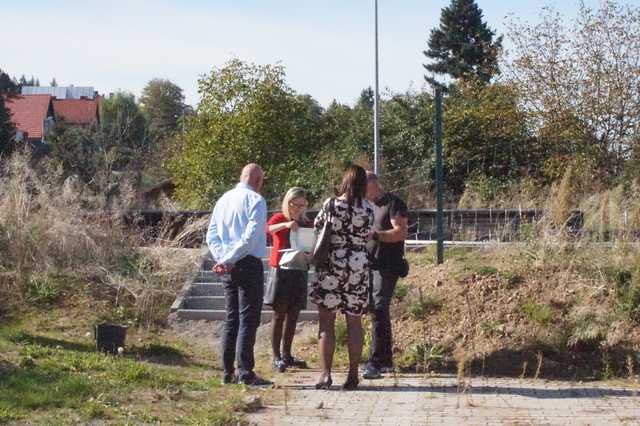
[0,367,95,415]
[393,281,410,302]
[24,274,66,305]
[0,322,251,424]
[521,301,554,326]
[408,290,442,320]
[400,342,445,370]
[475,265,499,277]
[182,393,248,425]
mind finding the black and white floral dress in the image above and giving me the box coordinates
[310,197,375,315]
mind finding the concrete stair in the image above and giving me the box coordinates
[171,248,319,322]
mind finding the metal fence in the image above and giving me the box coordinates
[123,208,547,247]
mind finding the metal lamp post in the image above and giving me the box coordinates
[373,0,380,175]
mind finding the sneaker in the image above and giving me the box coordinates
[362,364,382,380]
[273,358,287,373]
[222,372,236,385]
[283,355,308,369]
[238,374,274,387]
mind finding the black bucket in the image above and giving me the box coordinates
[95,324,127,354]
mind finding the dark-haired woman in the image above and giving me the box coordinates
[310,165,375,390]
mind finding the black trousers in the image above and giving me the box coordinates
[222,256,264,380]
[368,270,399,369]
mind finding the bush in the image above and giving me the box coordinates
[567,307,607,349]
[521,301,554,326]
[613,270,640,323]
[24,275,64,306]
[401,342,445,370]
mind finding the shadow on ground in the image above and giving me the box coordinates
[282,382,638,399]
[7,331,210,368]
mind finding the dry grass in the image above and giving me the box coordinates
[0,151,198,326]
[393,179,640,379]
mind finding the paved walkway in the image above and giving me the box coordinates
[250,371,640,426]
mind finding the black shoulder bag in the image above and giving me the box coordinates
[310,198,335,268]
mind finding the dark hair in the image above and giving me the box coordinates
[337,164,367,206]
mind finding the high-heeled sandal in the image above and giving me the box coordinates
[314,375,333,390]
[341,375,359,390]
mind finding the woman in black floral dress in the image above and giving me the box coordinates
[310,165,375,390]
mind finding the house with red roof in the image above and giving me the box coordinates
[5,89,102,144]
[4,94,54,143]
[52,97,101,127]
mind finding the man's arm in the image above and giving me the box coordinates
[206,205,225,262]
[219,198,267,265]
[376,215,408,243]
[376,197,409,243]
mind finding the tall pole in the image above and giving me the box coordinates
[434,88,444,265]
[373,0,380,175]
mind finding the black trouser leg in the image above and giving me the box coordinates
[368,271,398,369]
[235,257,264,381]
[222,280,239,375]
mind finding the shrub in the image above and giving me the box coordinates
[402,342,445,370]
[567,307,607,349]
[614,271,640,323]
[24,274,64,306]
[0,151,197,325]
[521,301,554,326]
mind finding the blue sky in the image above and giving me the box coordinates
[2,0,639,107]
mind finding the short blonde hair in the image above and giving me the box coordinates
[282,187,307,220]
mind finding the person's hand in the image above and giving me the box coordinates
[366,230,377,241]
[213,263,233,274]
[287,221,299,231]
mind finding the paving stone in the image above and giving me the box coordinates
[250,372,640,425]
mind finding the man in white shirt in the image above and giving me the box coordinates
[207,163,271,386]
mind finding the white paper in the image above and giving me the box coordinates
[278,250,309,270]
[290,227,315,252]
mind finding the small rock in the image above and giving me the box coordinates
[84,332,92,338]
[242,395,263,412]
[168,388,183,401]
[315,402,324,409]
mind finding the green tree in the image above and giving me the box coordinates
[0,69,18,94]
[100,92,147,168]
[47,124,100,181]
[18,75,39,87]
[50,77,58,87]
[443,79,531,193]
[424,0,502,87]
[0,95,15,157]
[169,60,321,208]
[139,79,186,142]
[505,1,640,181]
[378,90,435,192]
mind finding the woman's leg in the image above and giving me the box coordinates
[317,305,336,381]
[271,303,287,360]
[282,306,300,359]
[345,313,363,380]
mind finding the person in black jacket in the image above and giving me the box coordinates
[362,171,409,379]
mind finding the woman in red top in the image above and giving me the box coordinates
[266,187,311,372]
